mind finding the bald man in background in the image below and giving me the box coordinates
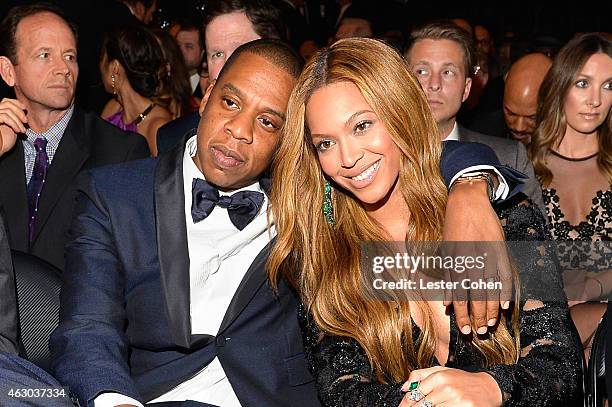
[503,53,552,144]
[470,52,552,145]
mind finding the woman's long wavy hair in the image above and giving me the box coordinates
[529,32,612,187]
[268,38,519,383]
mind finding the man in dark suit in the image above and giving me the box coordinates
[50,37,524,406]
[470,53,552,145]
[156,0,285,155]
[405,21,545,213]
[0,4,150,271]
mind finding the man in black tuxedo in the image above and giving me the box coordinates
[0,4,150,271]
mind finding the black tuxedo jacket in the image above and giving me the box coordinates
[50,136,321,406]
[0,107,150,270]
[156,111,199,155]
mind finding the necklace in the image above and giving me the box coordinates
[549,149,598,162]
[133,103,155,126]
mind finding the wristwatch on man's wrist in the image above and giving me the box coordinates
[452,171,496,201]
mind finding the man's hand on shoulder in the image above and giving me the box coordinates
[0,98,27,156]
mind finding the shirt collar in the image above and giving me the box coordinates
[24,104,75,150]
[443,122,460,141]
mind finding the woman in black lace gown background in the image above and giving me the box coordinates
[268,38,581,406]
[529,32,611,356]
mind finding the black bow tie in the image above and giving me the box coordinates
[191,178,265,230]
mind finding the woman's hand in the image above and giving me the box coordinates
[399,366,503,407]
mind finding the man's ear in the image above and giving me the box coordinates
[199,79,216,116]
[0,56,17,87]
[462,77,472,103]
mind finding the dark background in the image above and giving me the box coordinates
[1,0,610,109]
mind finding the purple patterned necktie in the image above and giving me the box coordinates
[27,137,49,244]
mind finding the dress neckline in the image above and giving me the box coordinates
[544,188,609,230]
[549,149,598,162]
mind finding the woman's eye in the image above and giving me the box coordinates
[575,79,588,88]
[316,140,334,151]
[355,120,371,133]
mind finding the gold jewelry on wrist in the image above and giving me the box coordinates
[452,172,495,201]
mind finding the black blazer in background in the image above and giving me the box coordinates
[156,111,199,155]
[0,107,150,271]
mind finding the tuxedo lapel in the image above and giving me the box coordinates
[31,112,89,244]
[217,240,273,335]
[155,133,212,348]
[0,142,28,251]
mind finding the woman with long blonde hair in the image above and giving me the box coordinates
[268,38,581,406]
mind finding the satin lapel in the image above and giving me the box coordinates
[217,240,273,335]
[31,113,89,244]
[154,136,196,348]
[0,142,28,250]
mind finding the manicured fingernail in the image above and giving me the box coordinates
[461,325,471,335]
[502,301,510,309]
[488,318,497,326]
[477,326,488,335]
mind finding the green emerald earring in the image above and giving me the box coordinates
[322,180,334,226]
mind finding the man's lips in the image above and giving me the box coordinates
[210,146,244,168]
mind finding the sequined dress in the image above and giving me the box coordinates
[299,202,582,406]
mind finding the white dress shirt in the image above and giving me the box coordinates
[189,73,200,94]
[95,135,273,407]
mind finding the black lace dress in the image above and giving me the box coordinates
[299,202,583,406]
[543,189,611,271]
